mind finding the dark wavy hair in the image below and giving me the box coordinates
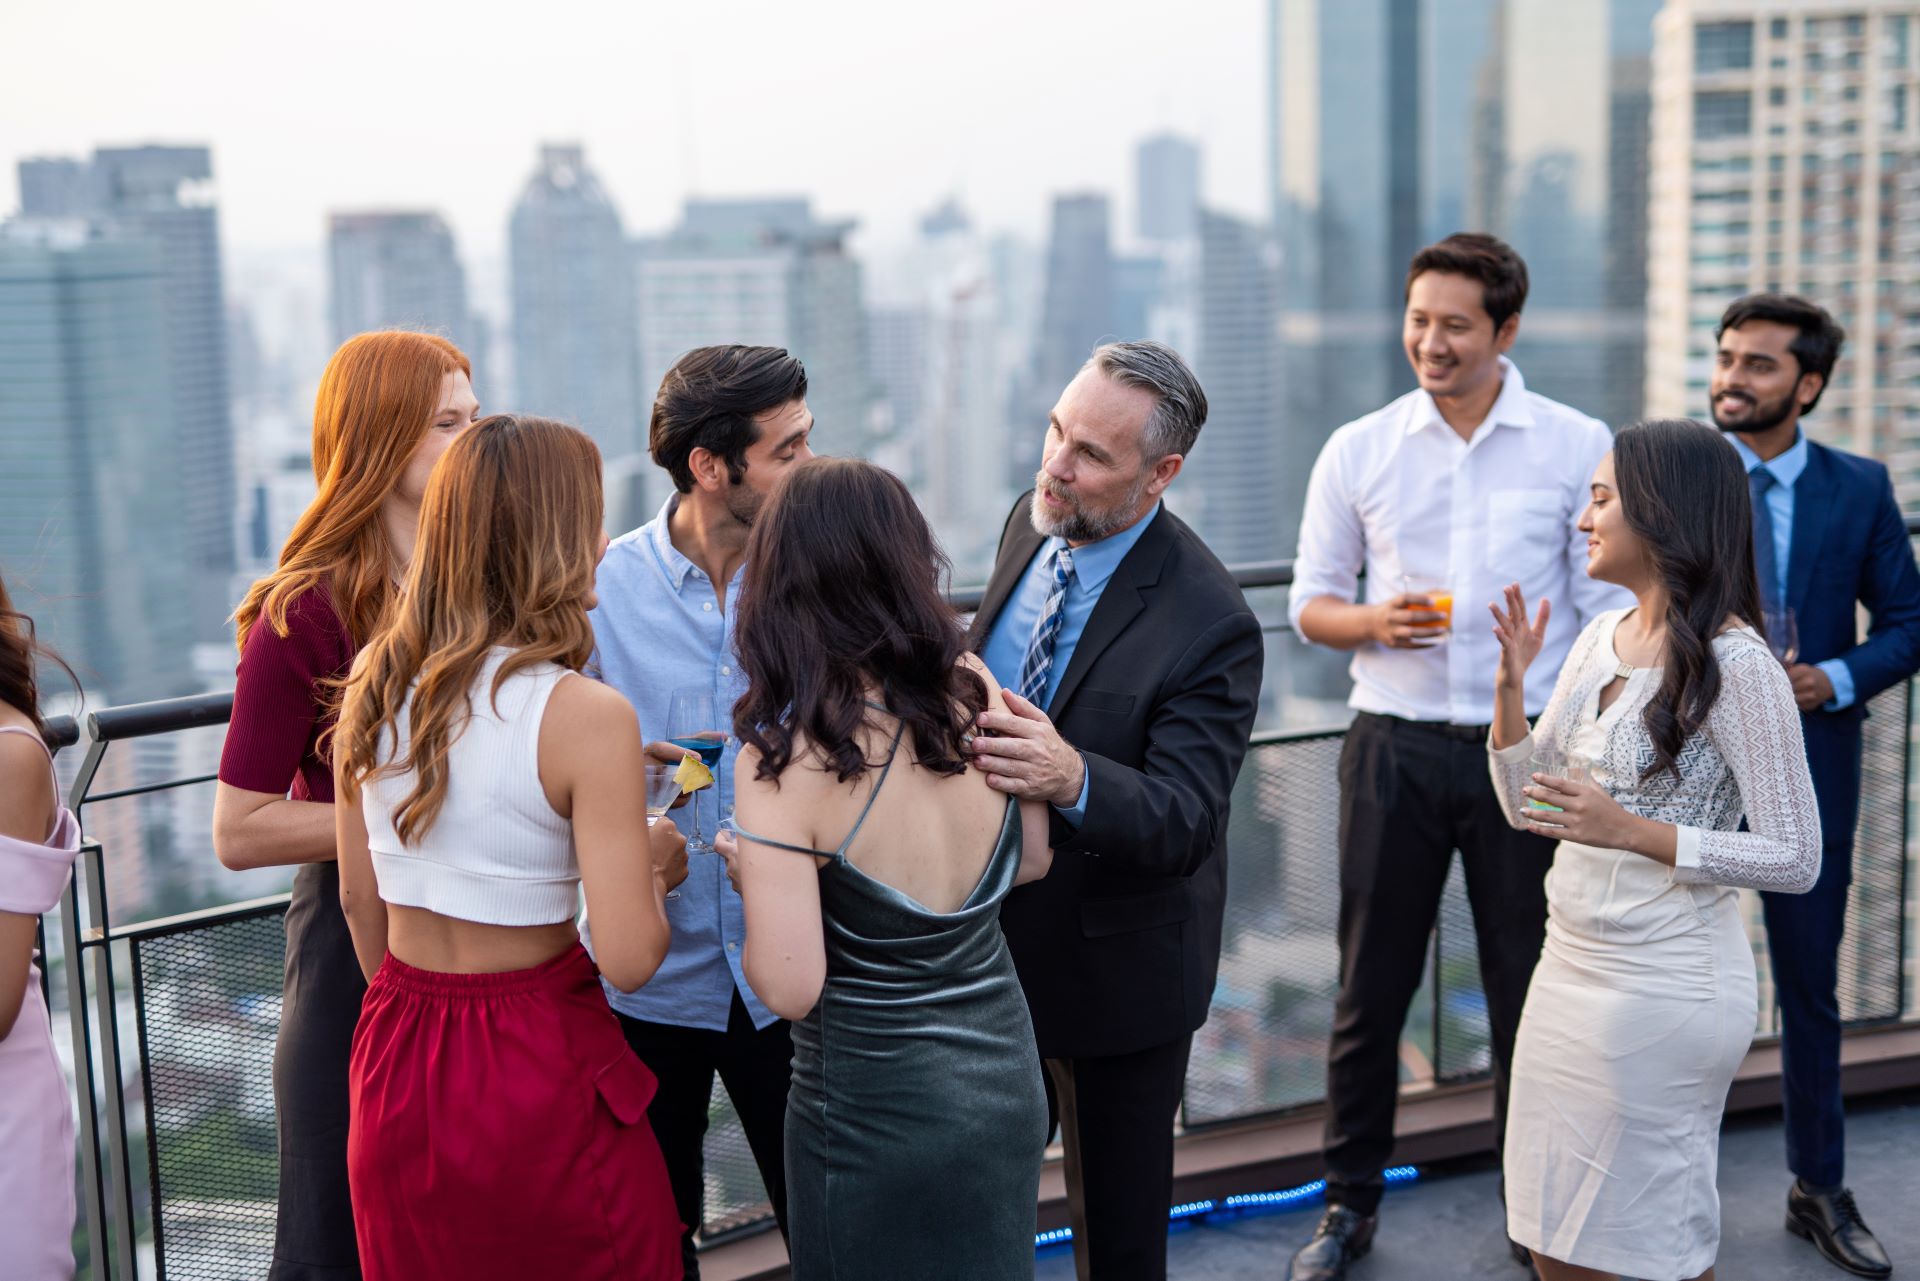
[732,457,986,784]
[0,569,79,742]
[650,345,808,493]
[1612,419,1766,782]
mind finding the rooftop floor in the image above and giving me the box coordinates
[1037,1089,1920,1280]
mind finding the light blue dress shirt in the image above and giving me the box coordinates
[980,503,1163,824]
[582,494,773,1031]
[1728,430,1855,710]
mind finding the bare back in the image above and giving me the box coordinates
[754,679,1022,914]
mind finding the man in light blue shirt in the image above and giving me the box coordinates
[587,345,815,1277]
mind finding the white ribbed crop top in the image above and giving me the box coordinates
[361,648,579,926]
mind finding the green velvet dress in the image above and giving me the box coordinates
[735,721,1047,1280]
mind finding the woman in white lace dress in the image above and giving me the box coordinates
[1486,419,1821,1281]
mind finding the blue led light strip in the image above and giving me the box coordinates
[1034,1165,1420,1250]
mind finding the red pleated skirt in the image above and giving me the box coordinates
[347,943,681,1280]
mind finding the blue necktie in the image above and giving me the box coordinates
[1750,467,1784,618]
[1017,547,1075,708]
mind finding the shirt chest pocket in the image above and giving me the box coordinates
[1486,488,1566,580]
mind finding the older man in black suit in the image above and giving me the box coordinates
[967,340,1265,1281]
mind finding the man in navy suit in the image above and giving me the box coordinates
[1712,294,1919,1279]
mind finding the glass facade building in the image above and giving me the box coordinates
[509,144,641,463]
[1647,1,1920,508]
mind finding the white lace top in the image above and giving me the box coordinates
[1489,609,1822,893]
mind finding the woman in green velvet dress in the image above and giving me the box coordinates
[716,458,1054,1280]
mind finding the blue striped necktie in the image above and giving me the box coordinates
[1750,467,1784,618]
[1017,547,1075,708]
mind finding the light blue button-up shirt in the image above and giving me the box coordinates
[1728,430,1855,710]
[582,494,773,1031]
[980,504,1162,823]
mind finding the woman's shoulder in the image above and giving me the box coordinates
[1711,621,1775,664]
[243,579,349,656]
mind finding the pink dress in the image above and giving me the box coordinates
[0,724,82,1280]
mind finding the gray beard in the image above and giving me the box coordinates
[1029,470,1149,543]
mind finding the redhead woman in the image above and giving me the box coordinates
[213,331,478,1280]
[0,572,82,1280]
[333,416,685,1280]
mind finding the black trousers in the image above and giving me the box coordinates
[1761,844,1854,1188]
[617,994,794,1281]
[1042,1034,1194,1281]
[1323,712,1554,1215]
[269,862,367,1281]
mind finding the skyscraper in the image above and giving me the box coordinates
[1646,1,1920,505]
[1011,195,1117,489]
[328,211,478,357]
[632,199,876,517]
[0,223,194,698]
[1183,211,1285,565]
[1137,134,1203,244]
[1269,0,1660,448]
[1033,195,1116,396]
[864,201,1020,577]
[18,145,236,643]
[509,144,640,460]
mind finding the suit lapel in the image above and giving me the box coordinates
[1786,443,1835,615]
[968,494,1045,649]
[1048,508,1174,718]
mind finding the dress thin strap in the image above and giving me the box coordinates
[730,717,909,862]
[832,720,908,858]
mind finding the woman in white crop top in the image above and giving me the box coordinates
[332,415,686,1281]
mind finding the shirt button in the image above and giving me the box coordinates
[703,601,714,611]
[721,665,731,675]
[727,942,739,953]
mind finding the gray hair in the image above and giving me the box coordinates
[1081,340,1208,460]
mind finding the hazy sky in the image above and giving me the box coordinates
[1,0,1269,258]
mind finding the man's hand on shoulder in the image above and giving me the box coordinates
[969,690,1086,808]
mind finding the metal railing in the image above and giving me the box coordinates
[37,550,1920,1279]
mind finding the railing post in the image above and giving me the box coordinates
[66,730,141,1281]
[58,869,110,1281]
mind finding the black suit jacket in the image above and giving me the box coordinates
[1781,440,1920,858]
[970,496,1264,1060]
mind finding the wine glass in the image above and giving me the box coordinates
[643,765,686,899]
[1764,607,1799,665]
[666,687,724,855]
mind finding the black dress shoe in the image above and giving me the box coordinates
[1786,1182,1892,1279]
[1287,1205,1378,1281]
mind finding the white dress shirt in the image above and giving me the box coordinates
[1288,358,1632,723]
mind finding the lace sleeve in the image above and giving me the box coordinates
[1682,639,1823,892]
[1488,612,1612,830]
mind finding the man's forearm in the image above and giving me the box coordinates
[1297,595,1379,651]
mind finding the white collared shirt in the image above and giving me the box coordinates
[1288,358,1632,722]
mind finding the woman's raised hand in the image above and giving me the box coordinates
[1490,583,1550,693]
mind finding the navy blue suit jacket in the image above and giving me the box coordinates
[1786,440,1920,859]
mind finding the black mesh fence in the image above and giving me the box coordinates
[120,694,1915,1270]
[133,906,286,1280]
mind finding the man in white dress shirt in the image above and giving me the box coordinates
[1284,234,1630,1281]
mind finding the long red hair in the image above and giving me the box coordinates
[233,331,471,649]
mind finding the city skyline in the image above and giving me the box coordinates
[0,0,1269,258]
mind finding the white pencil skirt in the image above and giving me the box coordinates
[1504,840,1759,1281]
